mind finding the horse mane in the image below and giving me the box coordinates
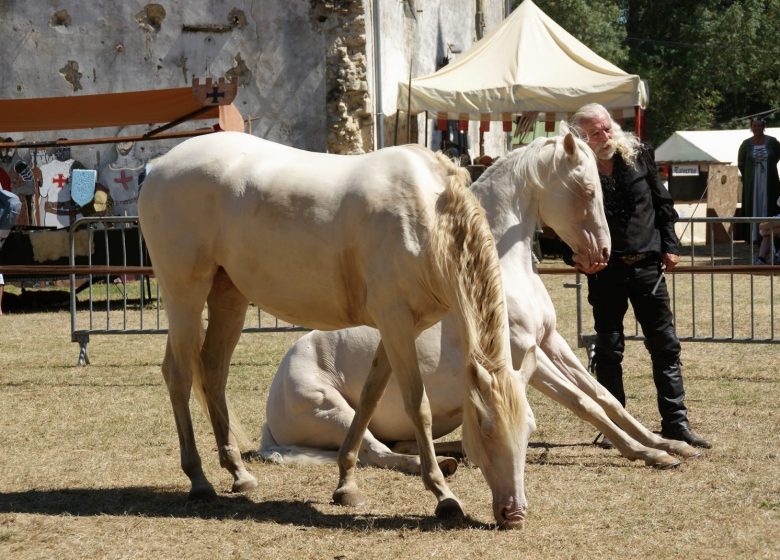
[428,152,506,374]
[474,136,555,192]
[427,152,526,468]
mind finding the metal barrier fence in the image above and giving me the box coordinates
[67,215,779,366]
[68,216,306,366]
[570,216,780,352]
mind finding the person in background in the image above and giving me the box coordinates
[755,196,780,265]
[0,187,22,315]
[738,117,780,246]
[566,102,711,449]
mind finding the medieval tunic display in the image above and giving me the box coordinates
[102,148,144,217]
[38,158,81,228]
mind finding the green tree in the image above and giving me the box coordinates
[625,0,780,143]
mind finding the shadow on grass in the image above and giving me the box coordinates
[0,487,495,531]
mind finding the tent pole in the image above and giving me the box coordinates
[406,54,413,143]
[393,110,400,146]
[424,111,429,148]
[635,105,644,140]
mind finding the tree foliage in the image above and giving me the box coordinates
[512,0,780,145]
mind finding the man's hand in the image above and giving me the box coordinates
[661,253,679,271]
[573,253,608,275]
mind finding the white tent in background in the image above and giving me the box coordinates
[655,128,780,164]
[397,0,648,124]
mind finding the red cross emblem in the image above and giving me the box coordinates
[113,170,133,191]
[52,173,68,189]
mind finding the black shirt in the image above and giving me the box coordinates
[563,144,679,265]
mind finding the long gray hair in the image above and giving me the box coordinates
[570,103,641,167]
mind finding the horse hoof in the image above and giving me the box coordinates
[437,457,458,477]
[231,474,259,493]
[676,443,702,459]
[434,497,464,521]
[332,487,366,507]
[188,484,218,501]
[649,455,682,470]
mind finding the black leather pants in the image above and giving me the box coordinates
[588,259,689,431]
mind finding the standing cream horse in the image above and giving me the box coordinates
[139,131,587,528]
[259,133,700,474]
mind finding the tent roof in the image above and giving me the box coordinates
[397,0,647,121]
[655,128,780,164]
[0,78,243,136]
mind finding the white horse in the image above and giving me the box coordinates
[259,133,700,475]
[139,131,591,528]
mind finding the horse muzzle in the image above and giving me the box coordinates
[494,498,527,529]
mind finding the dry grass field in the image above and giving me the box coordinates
[1,269,778,559]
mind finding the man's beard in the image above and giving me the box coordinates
[595,140,616,160]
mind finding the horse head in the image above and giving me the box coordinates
[461,346,536,529]
[534,129,611,268]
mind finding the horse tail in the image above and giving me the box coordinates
[188,351,254,453]
[428,153,507,375]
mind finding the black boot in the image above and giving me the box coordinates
[651,357,711,449]
[592,331,626,406]
[591,332,624,451]
[652,359,689,431]
[661,423,711,448]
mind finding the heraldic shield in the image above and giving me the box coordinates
[71,169,97,207]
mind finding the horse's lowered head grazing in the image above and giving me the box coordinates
[461,346,537,529]
[529,126,611,268]
[426,156,531,528]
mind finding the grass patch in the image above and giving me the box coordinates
[0,263,778,559]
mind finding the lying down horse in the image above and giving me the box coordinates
[139,131,565,528]
[259,133,700,474]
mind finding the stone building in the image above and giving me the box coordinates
[0,1,510,167]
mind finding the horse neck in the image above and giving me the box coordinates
[471,154,540,273]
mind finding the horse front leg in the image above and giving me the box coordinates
[529,346,680,469]
[541,331,699,460]
[333,340,393,507]
[380,313,463,520]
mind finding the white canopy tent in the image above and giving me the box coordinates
[655,128,780,164]
[397,0,648,128]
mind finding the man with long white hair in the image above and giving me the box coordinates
[566,103,710,449]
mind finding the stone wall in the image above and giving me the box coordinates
[311,1,372,155]
[0,0,329,167]
[0,0,507,163]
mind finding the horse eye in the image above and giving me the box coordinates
[481,420,497,440]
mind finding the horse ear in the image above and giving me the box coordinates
[563,131,577,160]
[469,362,494,394]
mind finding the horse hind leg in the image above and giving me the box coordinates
[161,292,215,499]
[200,267,255,492]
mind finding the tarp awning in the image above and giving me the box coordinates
[0,78,243,134]
[398,0,647,121]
